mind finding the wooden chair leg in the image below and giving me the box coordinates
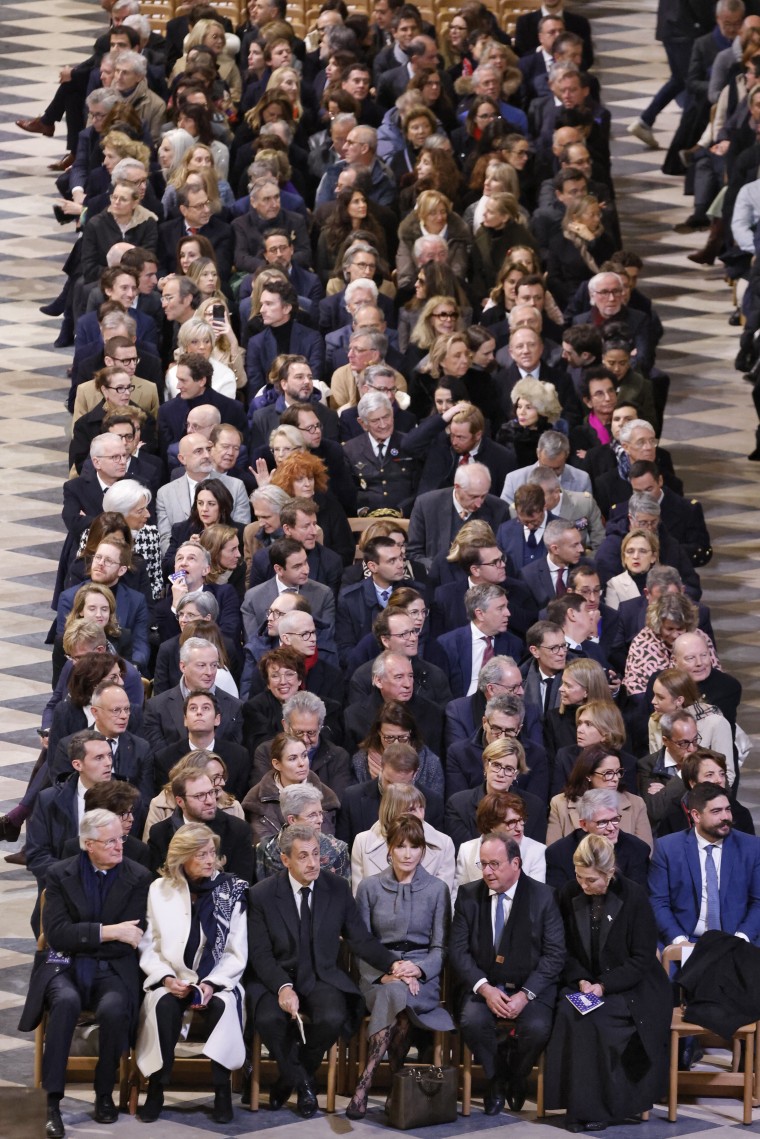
[462,1044,472,1117]
[118,1052,130,1110]
[668,1031,679,1123]
[743,1029,755,1125]
[326,1042,338,1112]
[535,1052,545,1117]
[33,1023,44,1087]
[433,1032,443,1066]
[250,1030,261,1112]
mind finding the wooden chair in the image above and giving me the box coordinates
[248,1030,338,1111]
[460,1041,544,1117]
[662,944,759,1125]
[33,892,130,1109]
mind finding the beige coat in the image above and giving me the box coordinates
[72,376,159,423]
[546,789,653,850]
[329,364,408,410]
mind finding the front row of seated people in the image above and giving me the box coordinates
[22,738,756,1135]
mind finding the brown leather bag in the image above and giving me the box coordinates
[386,1066,458,1129]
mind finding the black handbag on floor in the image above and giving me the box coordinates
[386,1065,458,1129]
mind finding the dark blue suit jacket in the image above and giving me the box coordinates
[157,215,234,282]
[318,290,396,333]
[157,389,247,457]
[27,776,80,889]
[245,322,325,395]
[445,727,550,803]
[649,827,760,946]
[416,435,517,498]
[57,581,149,670]
[336,577,426,668]
[326,324,402,374]
[250,541,344,595]
[436,625,525,699]
[429,576,537,640]
[496,516,552,570]
[444,691,544,752]
[75,307,158,352]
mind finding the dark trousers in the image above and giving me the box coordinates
[44,75,89,150]
[459,993,552,1081]
[43,970,130,1096]
[641,37,693,125]
[252,981,347,1085]
[153,992,228,1085]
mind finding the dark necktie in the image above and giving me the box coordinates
[493,892,507,949]
[543,674,555,715]
[377,442,385,463]
[526,530,538,549]
[555,567,566,596]
[379,588,391,606]
[482,635,494,665]
[296,886,315,996]
[458,452,470,466]
[107,738,117,772]
[705,845,721,930]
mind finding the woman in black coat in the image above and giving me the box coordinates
[544,834,671,1131]
[80,183,158,283]
[545,194,615,313]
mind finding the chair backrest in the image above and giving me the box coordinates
[661,942,695,973]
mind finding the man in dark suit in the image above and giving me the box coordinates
[606,460,712,567]
[595,492,701,600]
[572,274,656,376]
[515,2,593,68]
[326,306,402,374]
[407,462,510,570]
[336,536,418,666]
[249,358,338,450]
[416,403,516,497]
[672,634,743,735]
[153,688,251,799]
[336,745,445,846]
[247,823,398,1116]
[649,783,760,946]
[157,353,247,459]
[501,327,585,428]
[232,181,312,273]
[148,769,253,881]
[566,564,623,673]
[258,229,324,312]
[157,184,234,282]
[437,584,524,700]
[546,788,650,889]
[546,593,609,668]
[249,497,344,595]
[450,833,565,1113]
[18,809,151,1137]
[517,13,566,99]
[637,711,700,833]
[445,655,543,751]
[429,536,537,640]
[245,280,325,399]
[520,620,566,719]
[318,283,396,335]
[61,431,128,532]
[496,483,554,571]
[27,732,115,902]
[342,651,445,756]
[143,638,243,752]
[50,681,152,826]
[346,607,452,706]
[446,693,550,803]
[519,518,585,609]
[75,269,158,351]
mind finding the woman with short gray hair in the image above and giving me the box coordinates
[255,782,350,880]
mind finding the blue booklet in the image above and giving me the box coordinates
[565,991,604,1015]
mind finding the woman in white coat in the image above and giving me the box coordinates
[453,791,546,903]
[136,823,248,1124]
[351,781,455,895]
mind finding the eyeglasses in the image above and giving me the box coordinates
[576,585,602,598]
[389,629,419,640]
[542,643,568,654]
[500,817,525,830]
[113,355,139,366]
[594,815,622,830]
[292,628,317,639]
[487,761,517,775]
[267,607,287,619]
[406,606,428,619]
[476,859,508,871]
[629,437,659,449]
[432,310,457,319]
[90,837,122,850]
[91,554,121,568]
[594,769,624,781]
[119,810,135,821]
[298,422,321,433]
[479,555,505,568]
[593,288,623,298]
[105,383,136,395]
[490,681,524,695]
[380,731,411,745]
[289,727,320,741]
[665,734,701,750]
[486,721,518,739]
[184,790,217,802]
[111,430,135,441]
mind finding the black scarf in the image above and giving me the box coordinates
[183,871,247,980]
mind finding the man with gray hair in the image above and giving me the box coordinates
[339,362,414,440]
[112,50,166,144]
[232,178,311,274]
[315,124,396,207]
[144,636,243,753]
[413,233,449,269]
[239,608,346,705]
[407,459,510,568]
[501,429,592,504]
[19,806,151,1136]
[522,467,604,552]
[154,539,242,642]
[573,271,655,375]
[308,110,357,180]
[329,329,391,409]
[62,430,128,530]
[638,710,704,832]
[519,518,585,609]
[446,692,550,802]
[445,655,549,752]
[342,650,445,760]
[251,690,353,797]
[256,783,350,879]
[545,788,651,888]
[437,584,523,699]
[594,490,701,597]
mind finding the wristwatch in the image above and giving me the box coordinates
[521,987,536,1001]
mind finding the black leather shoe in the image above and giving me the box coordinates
[295,1078,318,1118]
[138,1083,164,1122]
[94,1094,118,1123]
[506,1073,526,1112]
[268,1078,292,1110]
[483,1077,505,1115]
[0,815,21,842]
[585,1124,608,1132]
[46,1106,65,1138]
[212,1084,233,1123]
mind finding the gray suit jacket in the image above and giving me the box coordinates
[553,489,604,553]
[501,461,592,505]
[241,576,336,641]
[156,472,251,553]
[406,488,509,570]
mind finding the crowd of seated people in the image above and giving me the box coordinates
[9,0,760,1134]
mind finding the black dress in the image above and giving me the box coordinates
[544,875,671,1126]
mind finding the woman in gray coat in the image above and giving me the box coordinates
[346,814,454,1119]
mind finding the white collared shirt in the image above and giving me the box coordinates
[524,513,547,544]
[546,555,567,592]
[693,831,723,938]
[468,622,491,696]
[289,872,314,913]
[76,777,88,825]
[453,489,470,521]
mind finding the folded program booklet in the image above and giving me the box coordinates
[565,991,604,1015]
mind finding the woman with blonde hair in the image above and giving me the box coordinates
[470,191,535,303]
[551,698,640,800]
[605,529,660,610]
[169,17,242,103]
[193,295,247,392]
[464,157,522,232]
[351,777,455,893]
[396,189,471,289]
[547,194,616,308]
[624,592,719,696]
[545,659,614,757]
[135,821,248,1124]
[164,318,237,398]
[164,142,234,215]
[200,523,245,597]
[266,67,306,121]
[406,295,464,374]
[499,376,563,466]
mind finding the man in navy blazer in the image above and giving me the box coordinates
[437,584,523,700]
[76,301,158,355]
[336,535,424,666]
[445,693,550,803]
[496,483,556,570]
[143,639,243,752]
[514,5,594,69]
[157,355,247,458]
[649,783,760,946]
[318,287,396,334]
[245,279,325,396]
[444,655,544,751]
[157,199,234,283]
[415,405,517,497]
[518,518,585,610]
